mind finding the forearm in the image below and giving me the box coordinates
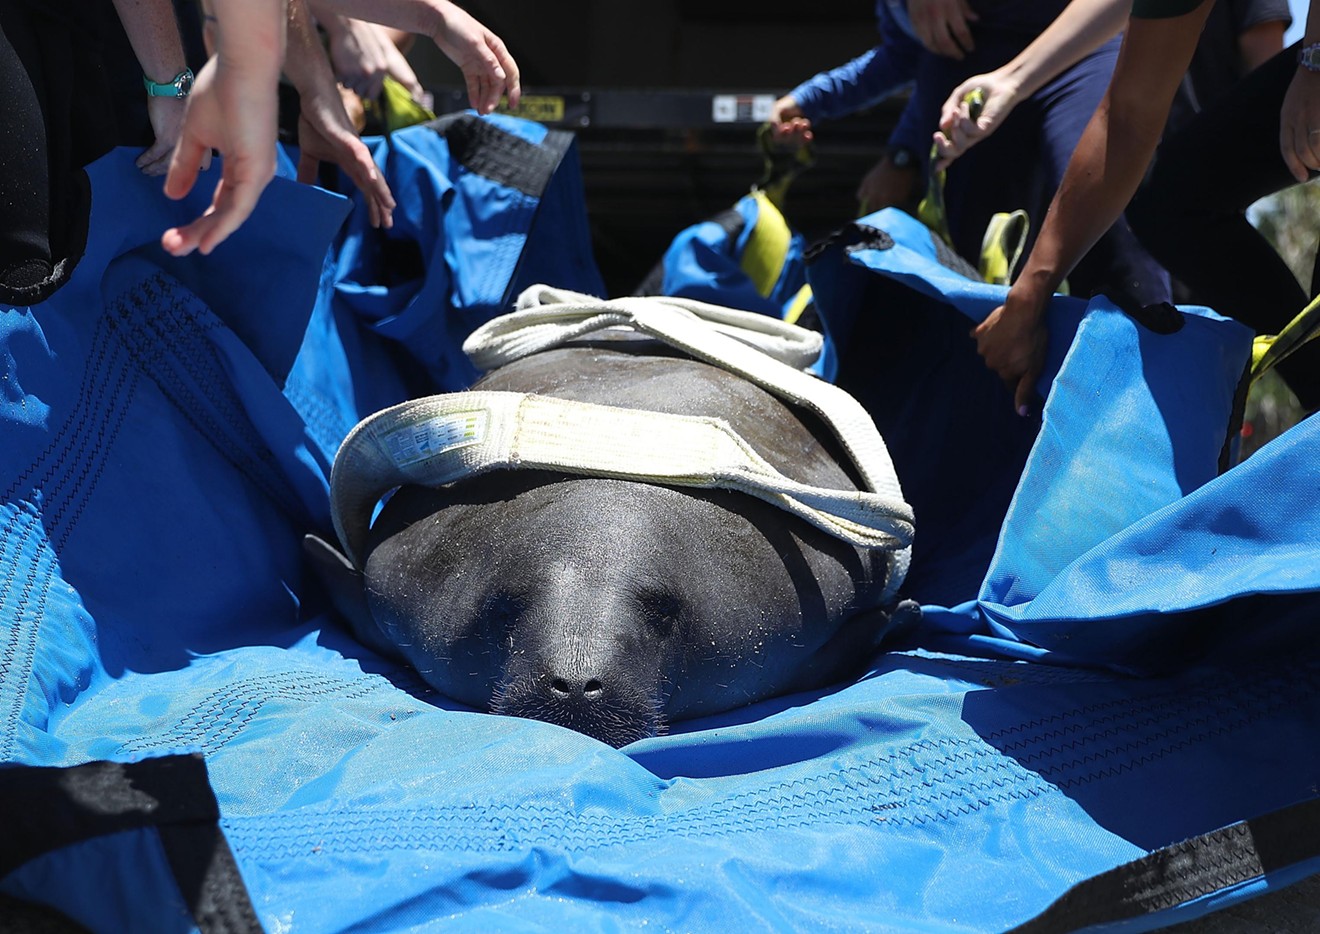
[305,0,446,41]
[205,0,289,80]
[1014,11,1211,303]
[110,0,188,83]
[991,0,1129,104]
[284,0,335,91]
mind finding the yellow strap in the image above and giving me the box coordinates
[739,190,792,299]
[979,209,1029,286]
[915,88,984,246]
[365,76,436,133]
[783,283,814,325]
[1251,292,1320,381]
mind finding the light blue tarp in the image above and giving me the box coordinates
[1,132,1318,933]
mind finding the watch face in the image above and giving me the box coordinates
[889,147,915,169]
[177,70,194,97]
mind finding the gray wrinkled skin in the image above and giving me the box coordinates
[321,341,911,747]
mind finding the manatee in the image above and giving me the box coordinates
[307,317,915,748]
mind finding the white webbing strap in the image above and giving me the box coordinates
[464,285,906,508]
[466,284,825,372]
[330,391,915,571]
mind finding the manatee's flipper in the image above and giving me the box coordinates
[302,533,404,660]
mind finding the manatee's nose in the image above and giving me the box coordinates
[548,674,605,701]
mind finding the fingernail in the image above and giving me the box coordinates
[1017,405,1029,417]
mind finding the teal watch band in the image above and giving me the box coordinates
[143,68,195,99]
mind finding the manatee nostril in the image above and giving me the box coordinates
[547,676,604,700]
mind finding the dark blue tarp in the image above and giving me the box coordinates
[1,133,1317,933]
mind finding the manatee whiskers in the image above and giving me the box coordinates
[491,669,667,747]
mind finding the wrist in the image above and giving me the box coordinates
[143,67,194,98]
[885,144,920,172]
[988,66,1025,107]
[1299,41,1320,73]
[1006,266,1059,319]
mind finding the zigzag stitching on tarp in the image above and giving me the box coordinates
[104,273,309,524]
[1,322,141,760]
[2,324,138,532]
[120,669,394,756]
[0,504,54,762]
[106,278,279,491]
[282,374,353,462]
[978,663,1313,755]
[222,743,1051,860]
[1026,688,1296,783]
[219,661,1320,859]
[900,654,1117,687]
[222,779,1054,862]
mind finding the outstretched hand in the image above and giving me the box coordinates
[431,0,520,114]
[767,95,813,146]
[296,85,396,229]
[161,55,280,256]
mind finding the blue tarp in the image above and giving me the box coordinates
[1,124,1317,933]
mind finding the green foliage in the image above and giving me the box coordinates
[1235,184,1320,459]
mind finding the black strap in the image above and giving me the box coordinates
[1009,795,1320,933]
[427,112,573,199]
[0,754,263,934]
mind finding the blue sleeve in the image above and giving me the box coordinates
[886,97,933,171]
[787,15,922,123]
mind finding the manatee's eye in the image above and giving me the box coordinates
[638,590,683,635]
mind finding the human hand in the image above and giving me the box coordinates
[139,95,202,176]
[856,153,920,214]
[431,0,520,114]
[162,55,280,256]
[933,72,1018,172]
[1279,67,1320,182]
[768,95,813,146]
[970,281,1050,415]
[908,0,979,59]
[327,17,424,102]
[296,83,396,229]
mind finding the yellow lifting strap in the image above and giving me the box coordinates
[362,76,437,133]
[979,209,1029,286]
[914,88,1035,289]
[739,190,794,300]
[915,89,983,246]
[1250,291,1320,383]
[747,127,817,316]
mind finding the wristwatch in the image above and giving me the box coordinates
[143,68,195,99]
[1299,43,1320,73]
[887,146,918,170]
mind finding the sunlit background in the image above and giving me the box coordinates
[1286,0,1306,45]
